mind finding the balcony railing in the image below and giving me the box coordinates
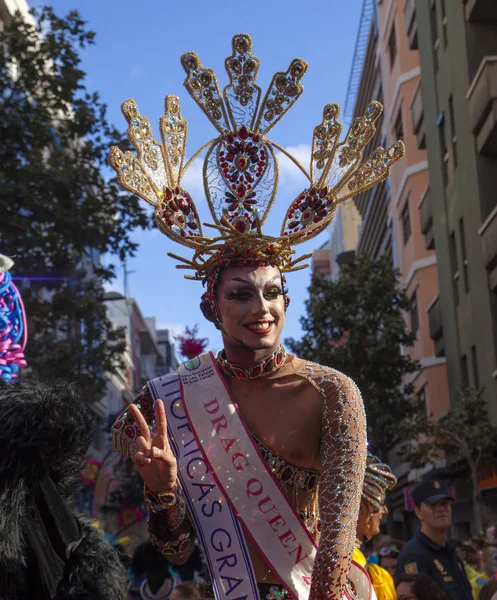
[464,0,497,22]
[479,205,497,271]
[428,296,443,341]
[467,57,497,156]
[404,0,418,49]
[410,80,426,149]
[418,188,434,250]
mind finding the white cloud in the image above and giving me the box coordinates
[181,156,206,204]
[275,144,312,189]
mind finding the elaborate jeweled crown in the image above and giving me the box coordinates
[109,33,404,280]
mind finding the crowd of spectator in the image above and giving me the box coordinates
[360,480,497,600]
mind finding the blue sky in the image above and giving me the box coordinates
[41,0,364,354]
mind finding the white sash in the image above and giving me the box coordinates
[149,352,367,600]
[349,562,376,600]
[149,372,259,600]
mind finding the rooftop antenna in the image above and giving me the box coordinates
[123,259,135,298]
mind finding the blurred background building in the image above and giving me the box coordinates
[0,0,31,27]
[82,292,179,551]
[411,0,497,530]
[340,0,451,538]
[314,0,497,537]
[410,0,497,417]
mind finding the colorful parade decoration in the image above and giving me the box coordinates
[0,255,27,383]
[175,324,208,360]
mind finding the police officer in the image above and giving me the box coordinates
[396,481,473,600]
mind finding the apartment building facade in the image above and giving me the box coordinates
[407,0,497,415]
[346,0,450,537]
[407,0,497,524]
[377,0,450,416]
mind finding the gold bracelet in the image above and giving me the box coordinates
[144,483,179,513]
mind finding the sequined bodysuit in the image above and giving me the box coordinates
[112,354,367,600]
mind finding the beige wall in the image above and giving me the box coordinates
[342,202,362,252]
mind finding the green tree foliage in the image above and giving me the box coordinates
[0,8,150,402]
[399,388,497,533]
[286,253,424,459]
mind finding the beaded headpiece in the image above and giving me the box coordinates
[109,33,405,281]
[362,453,397,511]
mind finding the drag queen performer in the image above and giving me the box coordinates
[109,34,404,600]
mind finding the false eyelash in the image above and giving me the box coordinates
[224,286,287,300]
[224,288,247,299]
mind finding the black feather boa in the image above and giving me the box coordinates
[0,380,127,599]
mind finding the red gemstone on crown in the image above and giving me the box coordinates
[238,126,249,140]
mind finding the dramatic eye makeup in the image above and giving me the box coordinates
[263,286,285,300]
[223,278,286,301]
[224,287,253,301]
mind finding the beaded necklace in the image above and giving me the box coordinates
[216,344,286,379]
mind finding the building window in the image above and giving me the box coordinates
[461,354,469,388]
[449,232,460,306]
[491,289,497,367]
[440,0,448,48]
[471,345,480,389]
[402,199,411,245]
[417,386,427,414]
[394,108,404,140]
[388,25,397,68]
[410,292,419,335]
[448,95,458,169]
[459,218,469,293]
[438,112,449,187]
[430,0,440,71]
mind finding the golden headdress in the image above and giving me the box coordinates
[362,453,397,511]
[109,33,405,281]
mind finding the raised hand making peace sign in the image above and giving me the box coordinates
[128,399,177,492]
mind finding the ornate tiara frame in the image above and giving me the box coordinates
[109,33,405,280]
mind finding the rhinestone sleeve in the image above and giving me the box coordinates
[111,386,197,563]
[301,364,367,600]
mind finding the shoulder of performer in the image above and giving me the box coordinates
[111,385,155,459]
[297,358,363,409]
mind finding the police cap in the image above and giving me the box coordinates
[412,480,454,506]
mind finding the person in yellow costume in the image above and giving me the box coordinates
[353,453,398,600]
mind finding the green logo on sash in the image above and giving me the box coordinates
[184,356,200,371]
